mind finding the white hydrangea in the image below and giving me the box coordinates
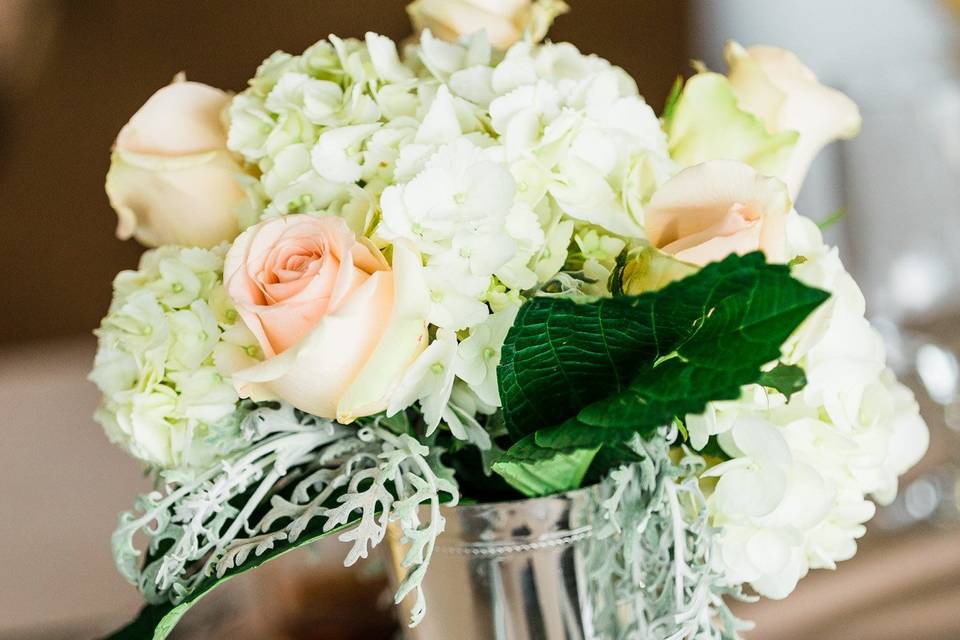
[388,328,459,432]
[380,133,517,329]
[483,41,671,237]
[690,212,930,600]
[90,245,261,470]
[455,304,520,407]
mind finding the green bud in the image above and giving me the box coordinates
[616,247,698,296]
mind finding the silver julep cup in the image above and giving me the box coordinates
[386,487,602,640]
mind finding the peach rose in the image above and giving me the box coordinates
[407,0,568,49]
[644,160,791,266]
[225,214,429,422]
[724,42,862,199]
[106,75,246,248]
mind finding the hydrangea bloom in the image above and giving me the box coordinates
[690,214,929,598]
[90,245,261,469]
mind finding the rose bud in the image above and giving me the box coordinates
[407,0,568,49]
[106,75,247,248]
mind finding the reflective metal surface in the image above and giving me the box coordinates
[387,488,598,640]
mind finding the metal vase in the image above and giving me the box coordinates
[386,487,600,640]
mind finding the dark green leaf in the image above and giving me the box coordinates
[534,419,624,450]
[698,436,733,462]
[499,253,829,448]
[580,361,745,431]
[498,287,688,439]
[758,363,808,397]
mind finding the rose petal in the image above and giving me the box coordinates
[337,242,431,422]
[107,149,244,248]
[115,79,231,156]
[225,215,384,356]
[645,159,791,265]
[725,42,862,198]
[232,272,394,418]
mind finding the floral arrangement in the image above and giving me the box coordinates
[93,2,929,638]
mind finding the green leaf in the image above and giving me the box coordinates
[758,363,808,397]
[817,206,847,230]
[498,253,829,449]
[497,293,673,439]
[552,358,762,445]
[617,246,698,296]
[698,436,733,462]
[673,416,689,441]
[491,431,599,497]
[661,74,685,123]
[102,516,360,640]
[532,421,614,450]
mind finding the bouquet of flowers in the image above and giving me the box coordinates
[92,2,929,638]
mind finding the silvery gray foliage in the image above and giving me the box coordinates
[585,428,753,640]
[112,402,457,625]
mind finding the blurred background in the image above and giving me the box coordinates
[0,0,957,638]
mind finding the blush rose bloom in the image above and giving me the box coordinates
[407,0,568,49]
[644,160,791,266]
[724,42,862,199]
[224,214,429,422]
[106,75,247,248]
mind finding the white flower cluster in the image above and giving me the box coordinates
[226,30,671,434]
[90,245,262,469]
[689,213,930,599]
